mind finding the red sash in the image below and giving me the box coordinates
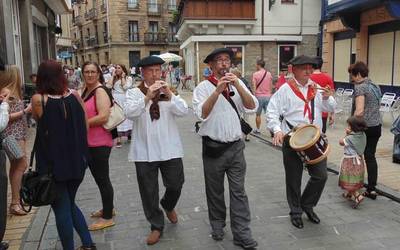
[287,78,316,122]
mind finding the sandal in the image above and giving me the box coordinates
[76,244,97,250]
[90,208,116,218]
[352,193,364,209]
[363,190,377,200]
[88,219,115,231]
[9,203,27,216]
[342,192,352,201]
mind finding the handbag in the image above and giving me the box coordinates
[224,96,253,135]
[20,97,57,213]
[83,86,126,131]
[1,135,24,161]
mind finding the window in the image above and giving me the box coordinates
[128,21,139,42]
[105,52,109,64]
[128,0,138,9]
[168,23,178,42]
[103,21,108,43]
[150,51,160,56]
[225,45,244,74]
[129,51,141,68]
[369,32,394,85]
[147,21,158,41]
[333,39,351,82]
[278,45,296,72]
[168,0,176,10]
[281,0,295,3]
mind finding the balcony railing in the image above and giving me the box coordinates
[73,15,83,26]
[147,3,161,16]
[144,32,167,44]
[100,3,107,13]
[73,0,86,4]
[129,32,140,42]
[168,33,178,43]
[85,8,98,20]
[72,39,82,50]
[167,4,177,11]
[86,37,99,47]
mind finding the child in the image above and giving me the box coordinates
[339,116,367,208]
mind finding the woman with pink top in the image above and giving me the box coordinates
[81,62,115,231]
[252,59,273,134]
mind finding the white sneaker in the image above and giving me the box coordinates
[253,129,261,134]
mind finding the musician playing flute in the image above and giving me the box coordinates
[193,48,258,249]
[125,56,189,245]
[266,55,336,229]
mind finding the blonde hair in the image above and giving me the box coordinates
[0,65,23,100]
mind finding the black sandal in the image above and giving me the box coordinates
[363,190,377,200]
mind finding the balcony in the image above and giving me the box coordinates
[144,32,167,44]
[72,0,86,4]
[72,39,82,50]
[100,3,107,13]
[73,15,83,26]
[129,32,140,42]
[168,33,178,43]
[85,8,98,20]
[86,37,99,47]
[147,3,162,16]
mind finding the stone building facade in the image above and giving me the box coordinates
[71,0,180,68]
[176,0,321,85]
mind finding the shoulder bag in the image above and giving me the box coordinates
[20,95,57,213]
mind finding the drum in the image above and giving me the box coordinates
[289,124,330,165]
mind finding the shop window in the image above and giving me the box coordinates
[334,39,351,82]
[368,32,394,85]
[394,31,400,86]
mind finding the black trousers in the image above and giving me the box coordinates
[0,150,7,243]
[364,125,382,191]
[282,137,328,218]
[203,139,253,242]
[88,146,114,219]
[135,158,184,231]
[322,117,328,134]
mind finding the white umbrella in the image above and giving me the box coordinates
[156,52,182,63]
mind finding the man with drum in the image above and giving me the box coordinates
[266,55,336,229]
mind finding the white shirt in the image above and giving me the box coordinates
[0,102,9,132]
[266,78,336,134]
[125,87,189,162]
[193,79,258,143]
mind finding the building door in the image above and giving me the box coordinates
[129,51,141,68]
[278,45,296,72]
[149,21,158,41]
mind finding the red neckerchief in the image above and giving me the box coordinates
[287,78,316,122]
[207,74,229,99]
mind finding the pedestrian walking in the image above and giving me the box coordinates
[193,48,258,249]
[0,65,31,216]
[125,56,188,245]
[81,62,116,231]
[31,60,96,250]
[310,57,335,133]
[267,55,336,229]
[339,116,367,208]
[106,64,133,147]
[349,61,382,200]
[0,57,10,250]
[252,59,273,134]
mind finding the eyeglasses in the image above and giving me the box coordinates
[215,59,231,64]
[83,71,98,75]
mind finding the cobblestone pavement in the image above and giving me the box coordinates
[22,108,400,250]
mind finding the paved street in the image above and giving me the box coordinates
[21,107,400,250]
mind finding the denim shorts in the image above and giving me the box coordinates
[256,96,270,115]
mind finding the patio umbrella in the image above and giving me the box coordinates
[156,52,182,63]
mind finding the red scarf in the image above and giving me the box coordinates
[287,78,316,122]
[207,74,229,99]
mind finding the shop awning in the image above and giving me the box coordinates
[327,0,400,31]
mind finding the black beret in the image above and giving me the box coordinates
[137,56,165,68]
[204,48,234,64]
[288,55,317,66]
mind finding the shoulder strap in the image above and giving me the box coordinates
[256,70,267,90]
[224,95,241,120]
[83,85,114,105]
